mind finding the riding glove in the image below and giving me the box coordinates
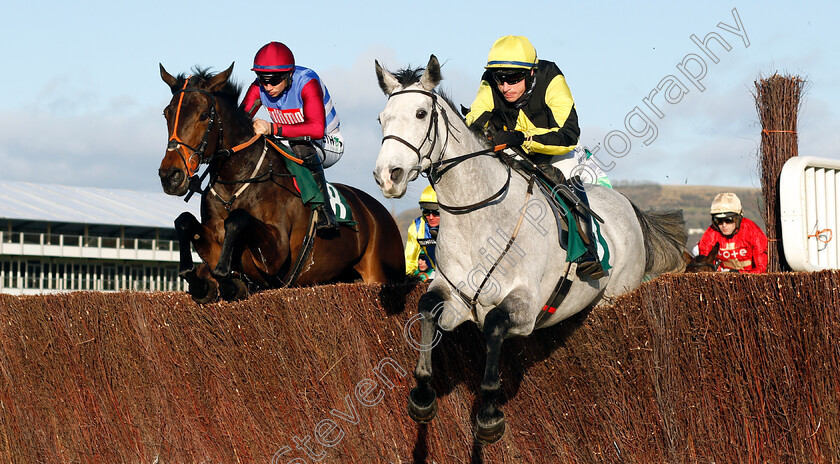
[492,130,525,148]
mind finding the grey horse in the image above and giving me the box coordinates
[374,55,687,444]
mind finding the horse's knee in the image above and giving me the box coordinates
[174,212,199,234]
[483,306,511,339]
[224,209,252,232]
[418,291,445,317]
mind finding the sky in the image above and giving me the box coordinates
[2,0,839,214]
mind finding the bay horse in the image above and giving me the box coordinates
[374,55,687,444]
[159,63,404,303]
[685,242,721,272]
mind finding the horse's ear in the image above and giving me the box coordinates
[206,62,235,92]
[709,242,720,260]
[375,60,400,96]
[419,54,442,91]
[160,64,178,92]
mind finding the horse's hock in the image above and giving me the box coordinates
[1,273,839,463]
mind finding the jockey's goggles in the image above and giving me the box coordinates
[492,70,528,86]
[714,217,736,225]
[258,72,289,86]
[422,209,440,217]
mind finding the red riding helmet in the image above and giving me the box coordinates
[252,42,295,73]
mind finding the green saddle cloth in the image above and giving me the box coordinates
[538,178,611,271]
[280,148,356,225]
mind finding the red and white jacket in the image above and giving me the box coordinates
[698,217,768,273]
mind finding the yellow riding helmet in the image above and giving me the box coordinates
[419,185,438,210]
[710,192,743,218]
[485,35,538,70]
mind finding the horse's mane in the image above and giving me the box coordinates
[393,65,492,148]
[392,67,462,121]
[173,67,253,128]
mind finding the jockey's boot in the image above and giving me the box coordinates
[301,149,339,231]
[570,177,604,280]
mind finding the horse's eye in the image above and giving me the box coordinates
[416,109,427,119]
[376,116,381,125]
[199,113,210,121]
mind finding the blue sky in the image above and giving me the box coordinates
[2,1,839,213]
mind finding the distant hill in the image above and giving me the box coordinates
[614,182,764,248]
[393,182,765,250]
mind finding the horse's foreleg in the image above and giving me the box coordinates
[474,296,517,445]
[407,290,445,424]
[213,209,252,300]
[174,212,203,275]
[174,212,219,303]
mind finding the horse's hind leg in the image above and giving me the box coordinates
[474,293,521,445]
[353,224,406,284]
[407,290,445,424]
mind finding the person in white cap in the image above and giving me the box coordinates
[697,192,767,273]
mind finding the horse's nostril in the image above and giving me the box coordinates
[390,167,404,184]
[159,167,184,190]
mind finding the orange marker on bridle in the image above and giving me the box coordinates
[167,76,217,177]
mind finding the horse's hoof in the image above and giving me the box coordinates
[474,413,506,445]
[407,388,437,424]
[190,279,218,304]
[219,277,248,301]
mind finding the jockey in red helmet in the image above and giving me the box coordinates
[240,41,343,231]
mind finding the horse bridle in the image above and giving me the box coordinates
[167,77,220,178]
[687,255,720,272]
[380,89,447,182]
[381,88,511,214]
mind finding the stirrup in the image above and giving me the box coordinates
[576,253,604,280]
[314,205,339,231]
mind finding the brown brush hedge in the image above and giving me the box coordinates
[1,272,839,463]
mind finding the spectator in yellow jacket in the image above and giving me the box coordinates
[404,185,439,278]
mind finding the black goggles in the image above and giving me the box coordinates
[714,216,737,225]
[258,72,289,86]
[492,70,527,85]
[422,209,440,217]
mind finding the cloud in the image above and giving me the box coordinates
[0,104,167,192]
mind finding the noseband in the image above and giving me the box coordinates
[167,77,219,178]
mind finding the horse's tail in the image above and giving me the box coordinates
[631,203,688,276]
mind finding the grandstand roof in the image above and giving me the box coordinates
[0,181,201,229]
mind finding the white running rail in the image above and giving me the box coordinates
[780,156,840,271]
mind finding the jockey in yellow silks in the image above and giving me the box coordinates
[404,185,439,278]
[465,35,603,280]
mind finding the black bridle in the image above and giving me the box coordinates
[166,77,221,178]
[381,88,510,214]
[380,89,446,182]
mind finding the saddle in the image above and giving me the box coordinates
[277,145,356,226]
[500,153,603,253]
